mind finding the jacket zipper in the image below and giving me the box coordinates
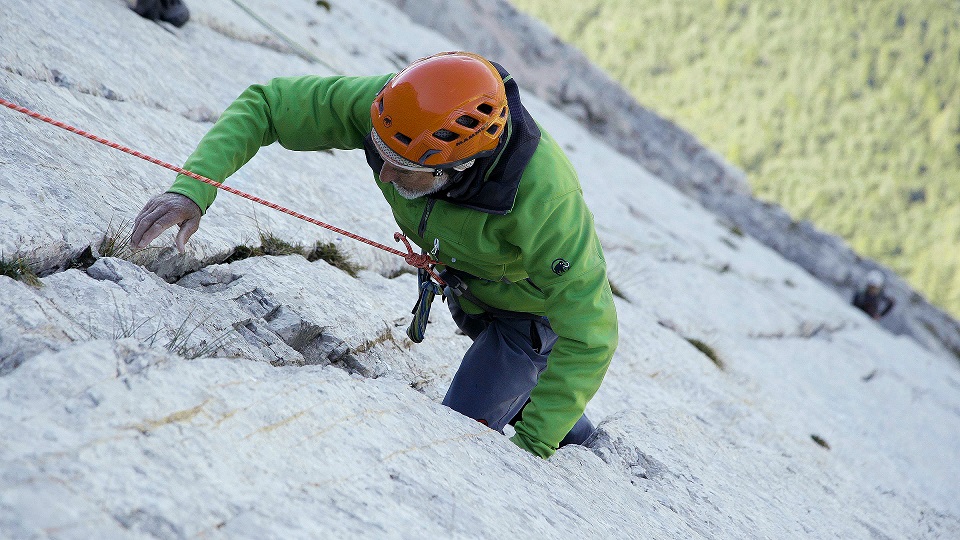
[418,198,437,238]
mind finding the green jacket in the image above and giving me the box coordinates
[168,75,618,458]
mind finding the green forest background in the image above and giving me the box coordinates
[511,0,960,317]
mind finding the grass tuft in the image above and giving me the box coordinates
[224,231,364,277]
[259,232,306,257]
[608,278,628,301]
[100,219,134,259]
[810,434,831,450]
[685,337,725,370]
[387,266,417,279]
[162,309,233,360]
[306,240,364,277]
[113,304,232,360]
[223,231,302,263]
[0,254,42,287]
[223,244,259,263]
[720,237,740,251]
[113,308,159,341]
[98,218,161,266]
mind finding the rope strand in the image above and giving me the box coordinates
[0,97,444,284]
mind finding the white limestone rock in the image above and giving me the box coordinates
[0,0,959,538]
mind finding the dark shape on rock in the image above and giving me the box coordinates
[132,0,190,28]
[811,434,831,450]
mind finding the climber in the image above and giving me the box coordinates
[129,51,618,459]
[853,270,896,320]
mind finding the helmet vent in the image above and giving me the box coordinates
[376,98,384,115]
[456,115,480,129]
[486,124,499,135]
[433,129,458,142]
[476,103,494,115]
[499,107,507,118]
[394,133,412,145]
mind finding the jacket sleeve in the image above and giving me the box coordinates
[508,190,619,458]
[167,74,392,213]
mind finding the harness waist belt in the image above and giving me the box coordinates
[440,268,541,321]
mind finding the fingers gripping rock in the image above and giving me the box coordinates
[131,193,202,252]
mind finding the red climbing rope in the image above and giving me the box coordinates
[0,97,444,284]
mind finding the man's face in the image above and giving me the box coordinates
[379,161,448,200]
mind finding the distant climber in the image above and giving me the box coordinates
[853,270,896,320]
[129,52,619,459]
[131,0,190,28]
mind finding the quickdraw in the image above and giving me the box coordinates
[406,267,443,343]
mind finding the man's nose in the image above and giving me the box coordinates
[379,163,397,184]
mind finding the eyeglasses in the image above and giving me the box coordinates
[371,129,438,173]
[371,130,477,175]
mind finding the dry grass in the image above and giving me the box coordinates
[225,231,364,277]
[685,337,725,370]
[0,254,42,287]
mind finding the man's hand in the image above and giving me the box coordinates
[131,193,202,253]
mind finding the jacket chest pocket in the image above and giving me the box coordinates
[425,208,521,281]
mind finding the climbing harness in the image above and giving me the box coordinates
[407,268,541,343]
[0,97,445,288]
[440,269,541,321]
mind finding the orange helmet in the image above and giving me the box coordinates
[370,51,509,169]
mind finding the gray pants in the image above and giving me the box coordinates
[441,299,594,447]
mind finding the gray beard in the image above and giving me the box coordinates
[394,172,449,200]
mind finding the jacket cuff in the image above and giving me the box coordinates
[510,431,555,459]
[167,175,216,215]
